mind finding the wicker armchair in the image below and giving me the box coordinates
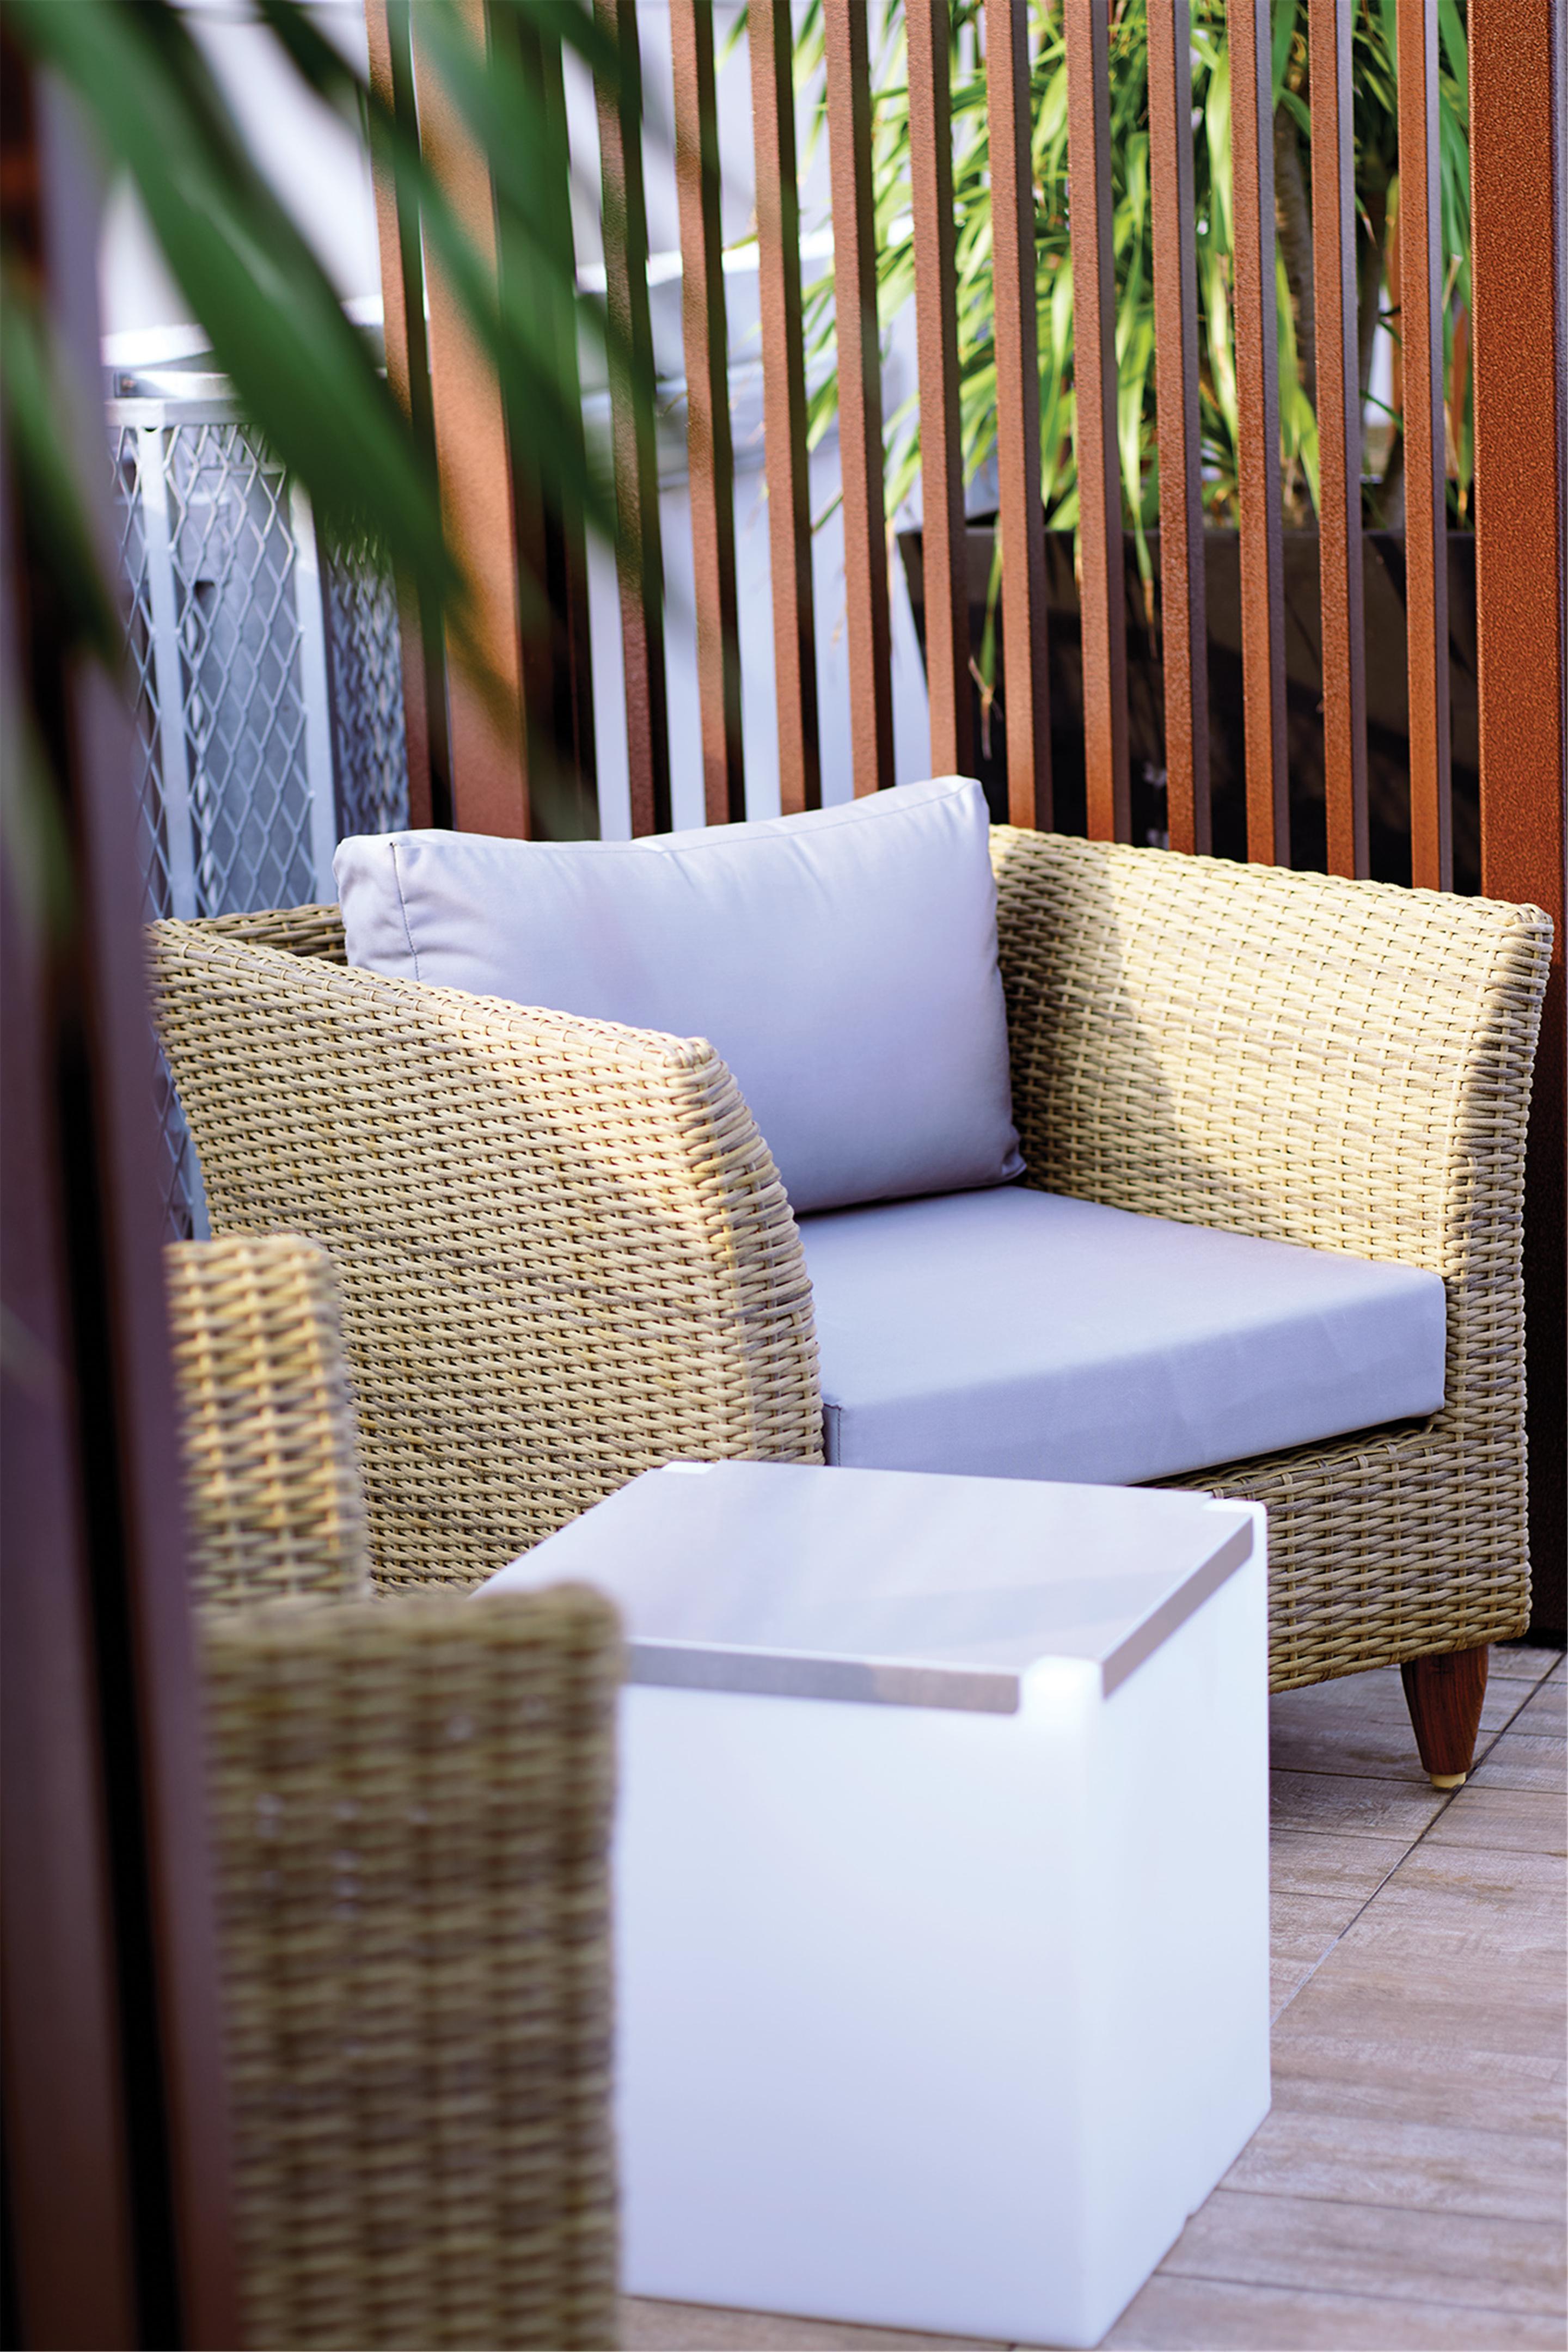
[150,834,1551,1732]
[168,1234,621,2350]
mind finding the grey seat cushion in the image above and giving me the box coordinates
[800,1186,1447,1486]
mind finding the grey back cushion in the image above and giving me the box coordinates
[335,776,1023,1216]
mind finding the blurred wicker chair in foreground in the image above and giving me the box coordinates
[168,1234,621,2351]
[150,835,1551,1782]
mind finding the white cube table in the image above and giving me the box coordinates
[483,1462,1270,2349]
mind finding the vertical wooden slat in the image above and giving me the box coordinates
[2,56,242,2345]
[3,474,141,2352]
[905,0,972,777]
[1310,0,1369,877]
[825,0,896,795]
[365,0,451,828]
[985,0,1052,828]
[1398,0,1453,889]
[1147,0,1210,854]
[672,0,746,822]
[1471,0,1567,1636]
[515,13,600,841]
[1226,0,1289,863]
[750,0,822,811]
[598,0,671,835]
[1064,0,1129,840]
[414,0,532,834]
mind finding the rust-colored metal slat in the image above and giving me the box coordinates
[1146,0,1210,854]
[1398,0,1453,890]
[905,0,973,777]
[985,0,1052,829]
[1226,0,1288,864]
[825,0,896,795]
[1471,0,1566,1632]
[1064,0,1129,841]
[672,0,745,823]
[597,0,672,834]
[365,0,450,828]
[516,11,600,841]
[750,0,822,812]
[413,0,532,834]
[1310,0,1369,877]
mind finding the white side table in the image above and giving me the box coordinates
[483,1463,1270,2349]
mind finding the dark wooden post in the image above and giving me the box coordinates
[1,49,241,2346]
[1471,0,1568,1639]
[365,0,451,829]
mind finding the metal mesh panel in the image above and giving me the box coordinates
[110,391,411,1234]
[111,424,173,919]
[168,422,317,914]
[111,419,203,1238]
[325,551,409,836]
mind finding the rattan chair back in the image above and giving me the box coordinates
[167,1234,622,2347]
[151,906,822,1595]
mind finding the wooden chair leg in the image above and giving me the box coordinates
[1401,1644,1490,1787]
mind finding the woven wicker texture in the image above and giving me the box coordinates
[150,907,822,1594]
[152,840,1551,1691]
[990,829,1552,1688]
[204,1584,621,2350]
[167,1235,371,1604]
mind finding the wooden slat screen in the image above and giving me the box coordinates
[825,0,897,795]
[905,0,972,778]
[750,0,822,813]
[596,0,672,836]
[1064,0,1130,842]
[671,0,746,824]
[412,0,534,835]
[1398,0,1454,891]
[1226,0,1289,865]
[985,0,1052,829]
[1309,0,1369,878]
[365,0,449,830]
[1146,0,1210,855]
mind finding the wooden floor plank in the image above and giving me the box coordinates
[1268,1828,1414,1903]
[1271,1665,1525,1775]
[1223,2101,1565,2222]
[1270,1945,1564,2060]
[1491,1645,1565,1683]
[1468,1729,1567,1796]
[1269,1769,1449,1842]
[1424,1784,1566,1857]
[621,2300,1003,2350]
[1514,1679,1567,1729]
[1102,2274,1568,2349]
[1157,2186,1565,2313]
[1270,1888,1368,1964]
[1367,1841,1565,1945]
[1266,2031,1567,2141]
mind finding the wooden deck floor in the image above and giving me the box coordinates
[622,1641,1567,2352]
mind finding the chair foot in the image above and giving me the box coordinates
[1401,1644,1489,1787]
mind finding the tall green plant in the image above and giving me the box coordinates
[788,0,1472,600]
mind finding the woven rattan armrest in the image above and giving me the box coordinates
[205,1582,621,2350]
[151,913,822,1592]
[990,828,1551,1270]
[167,1234,371,1605]
[990,828,1553,1683]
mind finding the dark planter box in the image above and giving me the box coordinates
[898,523,1480,891]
